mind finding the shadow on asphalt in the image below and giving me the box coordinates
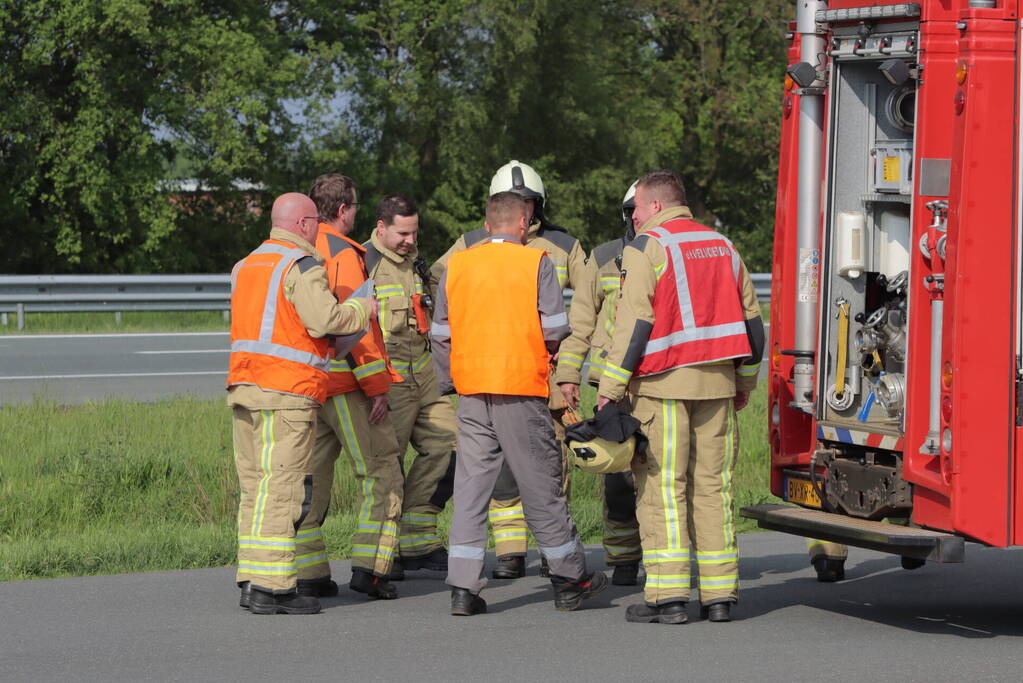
[735,544,1023,638]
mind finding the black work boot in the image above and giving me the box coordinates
[388,560,406,582]
[239,581,251,610]
[492,555,526,579]
[812,557,846,583]
[539,557,550,578]
[403,547,449,571]
[349,568,398,600]
[551,571,609,611]
[700,601,732,622]
[611,563,640,586]
[625,601,687,625]
[450,588,487,616]
[296,576,339,597]
[248,588,321,615]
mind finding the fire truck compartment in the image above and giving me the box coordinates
[740,504,965,562]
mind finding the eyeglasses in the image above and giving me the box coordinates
[298,215,319,227]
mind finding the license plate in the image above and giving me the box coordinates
[785,476,822,509]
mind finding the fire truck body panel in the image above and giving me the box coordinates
[758,0,1023,554]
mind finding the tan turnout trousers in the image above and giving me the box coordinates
[631,394,740,606]
[233,406,318,593]
[389,365,457,558]
[296,391,404,579]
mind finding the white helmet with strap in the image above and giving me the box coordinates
[489,160,546,205]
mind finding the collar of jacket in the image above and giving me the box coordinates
[317,222,366,256]
[268,228,324,263]
[526,218,544,241]
[370,229,417,264]
[638,205,694,234]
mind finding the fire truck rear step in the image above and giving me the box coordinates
[740,504,964,563]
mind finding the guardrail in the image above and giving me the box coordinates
[0,272,772,330]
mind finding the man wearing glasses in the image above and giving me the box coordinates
[296,173,406,601]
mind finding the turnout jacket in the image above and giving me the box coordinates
[227,228,371,410]
[554,238,627,387]
[596,206,764,403]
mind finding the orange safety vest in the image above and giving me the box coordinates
[446,240,550,398]
[316,223,400,397]
[635,218,751,377]
[227,239,331,402]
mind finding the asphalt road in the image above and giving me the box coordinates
[5,533,1023,682]
[0,331,230,404]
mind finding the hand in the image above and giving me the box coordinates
[361,297,379,321]
[734,391,750,412]
[597,395,614,410]
[559,383,580,409]
[368,394,389,424]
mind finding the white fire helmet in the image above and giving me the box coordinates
[622,179,638,222]
[570,435,636,474]
[489,160,546,205]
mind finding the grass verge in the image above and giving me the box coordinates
[0,385,776,581]
[0,310,230,335]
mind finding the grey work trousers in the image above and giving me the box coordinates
[447,393,587,594]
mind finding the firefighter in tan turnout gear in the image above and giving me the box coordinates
[596,170,765,625]
[363,194,457,578]
[555,180,642,586]
[431,160,587,579]
[430,191,608,616]
[229,192,376,615]
[304,174,406,600]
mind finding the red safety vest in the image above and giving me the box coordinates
[635,218,751,377]
[227,239,331,402]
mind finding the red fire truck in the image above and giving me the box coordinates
[741,0,1023,568]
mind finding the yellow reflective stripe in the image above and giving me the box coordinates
[488,511,525,521]
[335,395,375,528]
[698,574,739,588]
[737,362,759,377]
[401,513,438,524]
[645,575,690,586]
[352,544,395,559]
[353,359,387,379]
[415,281,425,295]
[343,297,366,319]
[721,407,737,547]
[411,350,431,373]
[239,537,296,550]
[382,521,399,536]
[653,261,667,278]
[295,553,328,568]
[661,400,681,549]
[494,531,528,540]
[239,564,296,576]
[376,285,405,296]
[600,277,620,292]
[602,362,632,383]
[560,352,584,369]
[295,528,321,542]
[251,410,275,537]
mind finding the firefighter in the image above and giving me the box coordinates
[431,160,588,579]
[430,191,607,615]
[555,180,642,586]
[301,173,405,600]
[363,193,457,578]
[808,540,848,582]
[230,192,377,615]
[596,170,765,625]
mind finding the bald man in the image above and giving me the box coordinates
[229,192,377,615]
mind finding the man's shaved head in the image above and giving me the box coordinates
[271,192,319,243]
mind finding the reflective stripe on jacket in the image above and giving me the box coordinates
[446,241,549,397]
[228,239,330,402]
[316,223,400,397]
[636,218,751,377]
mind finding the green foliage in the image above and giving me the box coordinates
[1,0,791,274]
